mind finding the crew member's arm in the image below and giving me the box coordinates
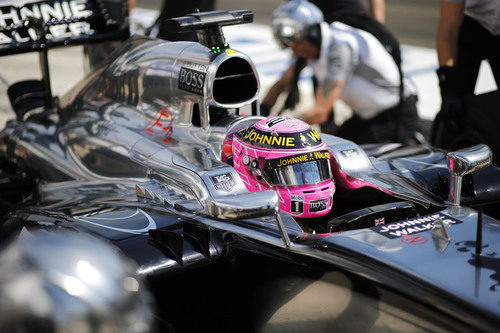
[436,0,465,66]
[261,64,295,108]
[436,0,465,109]
[300,39,352,125]
[368,0,386,24]
[299,79,345,124]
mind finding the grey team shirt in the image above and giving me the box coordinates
[309,22,415,120]
[446,0,500,35]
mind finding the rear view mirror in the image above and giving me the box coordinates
[206,190,292,248]
[447,144,492,205]
[205,191,279,220]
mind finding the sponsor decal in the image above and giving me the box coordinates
[309,199,327,212]
[401,234,428,245]
[226,49,237,55]
[244,128,295,147]
[340,149,360,160]
[210,173,235,192]
[142,108,173,143]
[181,62,208,72]
[238,127,322,149]
[372,213,462,239]
[374,217,385,226]
[306,130,321,141]
[266,150,330,169]
[178,62,206,95]
[290,195,304,213]
[0,0,94,44]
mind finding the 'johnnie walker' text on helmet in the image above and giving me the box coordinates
[272,0,324,49]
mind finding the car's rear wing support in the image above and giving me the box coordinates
[37,20,53,110]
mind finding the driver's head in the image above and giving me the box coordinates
[232,116,335,218]
[272,0,323,56]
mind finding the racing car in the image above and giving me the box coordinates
[1,1,500,331]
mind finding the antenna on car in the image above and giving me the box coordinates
[475,206,483,264]
[163,10,253,52]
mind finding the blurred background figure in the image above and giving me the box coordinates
[85,0,218,71]
[261,0,414,144]
[151,0,216,41]
[83,0,136,73]
[0,231,153,333]
[307,0,385,24]
[310,0,385,24]
[431,0,500,160]
[261,0,391,120]
[262,0,420,144]
[367,0,385,24]
[436,0,499,102]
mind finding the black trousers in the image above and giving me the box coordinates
[457,15,500,95]
[333,95,419,144]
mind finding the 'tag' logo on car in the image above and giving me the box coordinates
[210,173,235,192]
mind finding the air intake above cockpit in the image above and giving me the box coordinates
[212,57,258,105]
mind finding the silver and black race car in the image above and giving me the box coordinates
[1,1,500,331]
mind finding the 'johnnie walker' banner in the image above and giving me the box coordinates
[0,0,129,55]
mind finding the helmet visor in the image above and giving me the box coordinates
[272,18,301,48]
[263,159,332,186]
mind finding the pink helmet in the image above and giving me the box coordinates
[232,116,335,218]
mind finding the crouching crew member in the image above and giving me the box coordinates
[262,0,420,144]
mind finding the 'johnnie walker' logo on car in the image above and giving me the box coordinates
[210,173,235,192]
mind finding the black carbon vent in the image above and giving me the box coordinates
[212,57,258,104]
